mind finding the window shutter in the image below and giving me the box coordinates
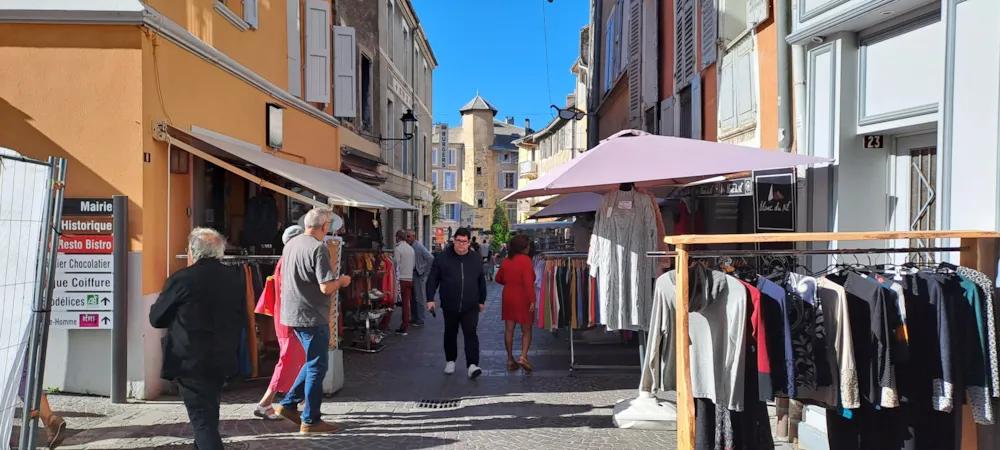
[627,0,642,129]
[604,13,615,93]
[431,148,438,166]
[640,0,658,112]
[619,0,629,79]
[735,41,757,127]
[244,0,259,29]
[675,0,697,91]
[692,74,703,140]
[659,97,675,136]
[286,0,301,97]
[497,171,502,189]
[747,0,768,27]
[718,51,737,132]
[333,26,357,118]
[304,0,331,104]
[700,0,717,69]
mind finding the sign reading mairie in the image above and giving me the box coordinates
[63,198,114,216]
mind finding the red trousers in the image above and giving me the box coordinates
[380,280,413,331]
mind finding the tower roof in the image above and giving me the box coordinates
[459,92,498,116]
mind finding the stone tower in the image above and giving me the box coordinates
[458,93,498,230]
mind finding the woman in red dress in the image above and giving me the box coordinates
[495,234,536,371]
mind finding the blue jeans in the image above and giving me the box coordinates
[280,325,330,425]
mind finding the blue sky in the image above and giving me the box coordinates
[411,0,590,128]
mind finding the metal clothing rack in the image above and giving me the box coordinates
[537,252,643,375]
[173,254,281,260]
[649,230,1000,450]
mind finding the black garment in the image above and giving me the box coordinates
[176,376,225,450]
[785,290,820,391]
[443,308,480,367]
[426,244,487,312]
[757,289,789,398]
[242,194,278,247]
[149,259,246,381]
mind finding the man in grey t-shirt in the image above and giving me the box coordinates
[275,207,351,434]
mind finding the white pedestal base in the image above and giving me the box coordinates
[322,349,344,395]
[612,393,678,430]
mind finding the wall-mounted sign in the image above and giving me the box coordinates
[693,178,753,197]
[753,168,796,232]
[63,198,114,216]
[863,135,884,149]
[53,232,115,321]
[60,216,113,235]
[49,311,112,329]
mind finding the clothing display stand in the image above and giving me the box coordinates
[638,230,1000,450]
[324,236,345,396]
[341,249,396,354]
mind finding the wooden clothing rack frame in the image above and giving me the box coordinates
[661,230,1000,450]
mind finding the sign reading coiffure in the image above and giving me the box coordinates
[753,168,796,232]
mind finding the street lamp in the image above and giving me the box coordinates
[551,105,586,158]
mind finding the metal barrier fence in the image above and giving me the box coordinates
[0,150,66,450]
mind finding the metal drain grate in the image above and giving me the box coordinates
[417,399,461,409]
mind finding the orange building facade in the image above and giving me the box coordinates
[0,0,408,399]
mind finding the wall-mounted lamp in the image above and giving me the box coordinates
[266,103,284,149]
[382,108,418,141]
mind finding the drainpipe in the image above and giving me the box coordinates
[775,0,793,153]
[587,0,602,150]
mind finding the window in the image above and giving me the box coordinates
[422,134,428,180]
[431,147,439,167]
[497,152,511,163]
[506,203,517,224]
[476,167,482,175]
[603,1,626,93]
[476,190,486,208]
[402,25,410,76]
[360,55,373,131]
[500,171,517,190]
[403,125,411,174]
[387,0,395,63]
[431,170,438,189]
[443,203,460,221]
[446,148,457,166]
[385,98,395,166]
[443,170,457,191]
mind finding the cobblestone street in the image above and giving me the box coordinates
[24,283,680,449]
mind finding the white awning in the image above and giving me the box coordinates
[161,125,415,211]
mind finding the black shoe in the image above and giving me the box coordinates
[394,328,408,336]
[411,322,425,328]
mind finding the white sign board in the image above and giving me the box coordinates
[53,236,114,316]
[49,311,113,329]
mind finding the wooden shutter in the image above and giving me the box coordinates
[692,74,703,139]
[660,97,675,136]
[333,26,357,118]
[675,0,697,91]
[700,0,717,69]
[244,0,259,29]
[604,7,615,93]
[286,0,301,97]
[640,0,658,113]
[735,38,756,127]
[627,0,642,129]
[718,51,737,132]
[304,0,331,104]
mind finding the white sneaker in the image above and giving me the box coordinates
[444,361,456,374]
[468,364,483,379]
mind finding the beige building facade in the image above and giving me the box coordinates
[432,94,527,236]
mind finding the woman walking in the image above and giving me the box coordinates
[11,355,67,448]
[494,234,536,371]
[251,225,307,419]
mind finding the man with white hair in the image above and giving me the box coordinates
[150,227,246,450]
[274,206,352,434]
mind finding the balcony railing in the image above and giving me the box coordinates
[519,160,538,178]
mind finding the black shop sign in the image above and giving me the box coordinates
[753,169,796,232]
[63,198,114,216]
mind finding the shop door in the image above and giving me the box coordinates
[889,133,938,264]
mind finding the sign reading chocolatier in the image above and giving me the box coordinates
[753,168,796,232]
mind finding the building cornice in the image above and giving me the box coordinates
[0,2,340,129]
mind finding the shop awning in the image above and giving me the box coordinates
[341,162,386,181]
[160,125,415,211]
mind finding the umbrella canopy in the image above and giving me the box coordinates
[503,130,832,201]
[530,192,604,219]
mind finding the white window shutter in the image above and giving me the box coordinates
[604,13,615,92]
[718,52,737,132]
[286,0,301,97]
[627,0,642,129]
[659,97,675,136]
[692,74,703,140]
[640,0,658,111]
[333,26,357,118]
[735,44,756,126]
[700,0,717,69]
[747,0,768,27]
[244,0,259,29]
[304,0,331,104]
[497,171,502,190]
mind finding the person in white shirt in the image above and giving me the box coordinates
[392,229,416,335]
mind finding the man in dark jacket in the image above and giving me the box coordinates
[149,228,245,450]
[426,227,487,378]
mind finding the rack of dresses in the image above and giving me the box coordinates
[535,252,641,374]
[339,249,399,353]
[219,255,279,380]
[636,230,1000,450]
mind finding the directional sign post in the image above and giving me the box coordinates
[51,201,115,329]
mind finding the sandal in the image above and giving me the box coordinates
[506,361,519,371]
[518,358,534,372]
[46,415,67,449]
[252,404,280,420]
